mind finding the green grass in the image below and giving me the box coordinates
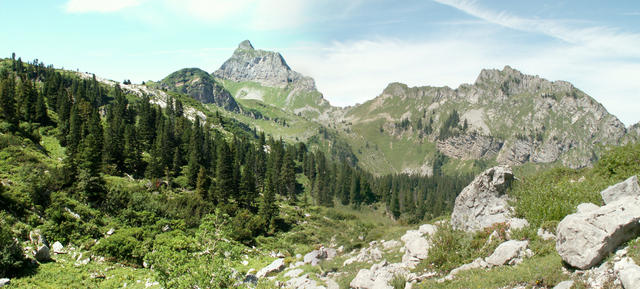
[416,254,567,289]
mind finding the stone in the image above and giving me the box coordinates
[344,247,383,266]
[382,240,401,250]
[35,245,51,262]
[556,196,640,269]
[286,274,326,289]
[52,241,65,254]
[485,240,530,266]
[601,175,640,204]
[418,224,437,236]
[614,257,640,289]
[256,258,285,278]
[0,278,9,287]
[304,247,337,266]
[350,260,411,289]
[284,268,304,278]
[106,228,115,236]
[537,228,555,241]
[553,280,574,289]
[576,203,599,213]
[446,258,488,280]
[29,229,48,247]
[508,218,529,230]
[451,166,517,232]
[243,274,258,285]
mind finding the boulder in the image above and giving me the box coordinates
[614,257,640,289]
[243,274,258,285]
[344,247,383,266]
[448,258,488,278]
[553,280,574,289]
[536,228,555,241]
[286,274,326,289]
[382,240,401,250]
[418,224,437,236]
[485,240,531,266]
[0,278,9,287]
[451,166,517,232]
[576,203,599,213]
[284,268,304,278]
[35,245,51,262]
[52,241,65,254]
[304,247,335,266]
[601,175,640,204]
[350,260,411,289]
[556,196,640,269]
[256,258,286,278]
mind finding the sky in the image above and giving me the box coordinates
[1,0,639,126]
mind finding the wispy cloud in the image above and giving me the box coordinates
[433,0,640,58]
[65,0,143,13]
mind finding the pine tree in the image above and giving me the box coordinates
[123,124,143,177]
[0,76,17,129]
[239,165,257,210]
[186,117,203,187]
[215,141,234,202]
[19,78,37,122]
[34,90,48,124]
[280,149,297,202]
[350,172,362,208]
[258,177,278,233]
[76,107,105,205]
[196,167,210,201]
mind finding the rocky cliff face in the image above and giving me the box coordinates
[214,40,316,91]
[160,68,238,111]
[345,66,628,169]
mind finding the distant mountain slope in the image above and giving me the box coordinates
[156,68,239,112]
[341,66,627,172]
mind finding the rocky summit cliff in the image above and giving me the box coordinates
[214,40,316,91]
[158,68,239,111]
[342,66,629,171]
[213,40,331,118]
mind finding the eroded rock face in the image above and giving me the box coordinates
[436,133,502,160]
[600,175,640,205]
[451,166,517,232]
[556,196,640,269]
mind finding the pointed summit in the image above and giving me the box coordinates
[238,40,254,50]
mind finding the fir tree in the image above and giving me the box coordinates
[215,141,234,203]
[0,76,17,129]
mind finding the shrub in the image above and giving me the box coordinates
[0,213,27,277]
[92,227,148,265]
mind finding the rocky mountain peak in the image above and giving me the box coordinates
[238,40,254,50]
[159,68,238,111]
[214,40,316,91]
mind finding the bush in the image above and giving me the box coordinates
[92,227,148,265]
[0,213,27,277]
[42,191,102,245]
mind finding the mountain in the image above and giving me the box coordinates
[156,67,239,111]
[214,40,331,118]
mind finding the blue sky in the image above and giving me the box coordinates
[1,0,639,125]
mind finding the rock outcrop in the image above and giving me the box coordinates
[556,195,640,269]
[614,257,640,289]
[451,166,525,232]
[304,247,337,266]
[159,68,239,111]
[350,260,411,289]
[400,224,437,267]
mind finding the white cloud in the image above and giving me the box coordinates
[65,0,143,13]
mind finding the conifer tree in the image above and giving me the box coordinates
[215,141,234,202]
[196,167,210,201]
[0,77,17,129]
[280,149,297,202]
[259,177,278,233]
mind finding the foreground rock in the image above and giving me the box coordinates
[600,175,639,204]
[553,280,574,289]
[614,257,640,289]
[35,245,51,262]
[286,274,327,289]
[556,195,640,269]
[256,258,286,278]
[400,224,437,268]
[52,241,65,254]
[304,247,337,266]
[0,279,9,287]
[451,166,525,232]
[350,260,412,289]
[485,240,532,266]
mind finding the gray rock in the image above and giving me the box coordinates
[486,240,531,266]
[614,257,640,289]
[304,247,335,266]
[256,258,286,278]
[576,203,599,213]
[350,260,410,289]
[451,166,517,232]
[106,228,115,236]
[160,68,239,111]
[382,240,401,250]
[52,241,65,254]
[448,258,488,278]
[284,268,304,278]
[556,196,640,269]
[243,274,258,285]
[35,245,51,262]
[553,280,574,289]
[537,228,555,241]
[601,175,640,204]
[0,278,9,287]
[286,274,326,289]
